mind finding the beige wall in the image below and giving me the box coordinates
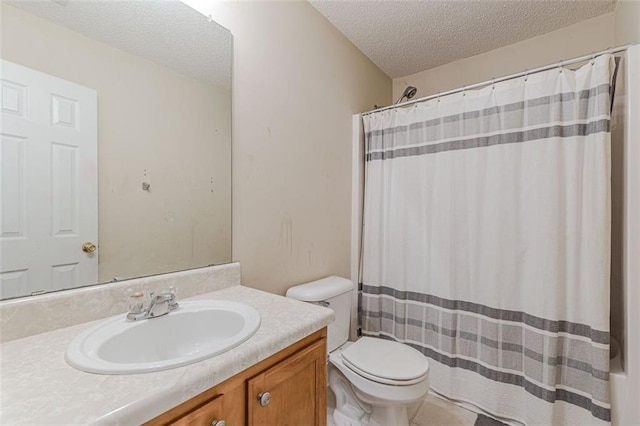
[1,4,232,283]
[186,0,391,295]
[393,13,616,100]
[615,0,640,46]
[612,0,639,353]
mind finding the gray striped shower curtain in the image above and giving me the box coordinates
[360,54,613,425]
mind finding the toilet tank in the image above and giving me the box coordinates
[286,276,353,352]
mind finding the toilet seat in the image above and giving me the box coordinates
[340,337,430,386]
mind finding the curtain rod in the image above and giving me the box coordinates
[362,44,632,117]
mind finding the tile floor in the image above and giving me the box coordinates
[327,389,505,426]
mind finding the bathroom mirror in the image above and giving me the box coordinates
[0,0,232,299]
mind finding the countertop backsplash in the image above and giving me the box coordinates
[0,263,241,343]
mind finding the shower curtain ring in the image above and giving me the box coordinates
[559,59,564,73]
[591,52,596,65]
[524,69,529,82]
[437,93,441,103]
[491,77,496,90]
[462,86,466,96]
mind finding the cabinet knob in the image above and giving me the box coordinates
[211,420,226,426]
[257,391,271,407]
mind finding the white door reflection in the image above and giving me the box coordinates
[1,60,98,298]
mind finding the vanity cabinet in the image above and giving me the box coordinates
[146,328,327,426]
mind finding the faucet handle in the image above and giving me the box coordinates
[168,286,179,310]
[126,290,146,315]
[156,286,177,301]
[158,286,179,311]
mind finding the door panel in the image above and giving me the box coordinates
[0,60,97,298]
[171,379,244,426]
[0,133,26,238]
[173,394,225,426]
[248,339,326,426]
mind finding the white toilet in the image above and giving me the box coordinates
[286,276,430,426]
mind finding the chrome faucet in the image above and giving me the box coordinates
[126,289,179,321]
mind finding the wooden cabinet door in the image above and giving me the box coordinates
[171,394,225,426]
[170,381,244,426]
[247,339,326,426]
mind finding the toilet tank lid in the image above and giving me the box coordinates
[286,276,353,301]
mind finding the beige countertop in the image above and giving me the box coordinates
[0,285,333,425]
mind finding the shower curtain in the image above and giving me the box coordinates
[360,54,613,425]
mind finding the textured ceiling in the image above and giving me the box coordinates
[5,0,232,90]
[310,0,617,78]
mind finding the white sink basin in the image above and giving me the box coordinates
[65,300,261,374]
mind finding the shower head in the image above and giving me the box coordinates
[395,86,418,105]
[404,86,418,99]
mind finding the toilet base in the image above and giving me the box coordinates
[329,364,413,426]
[333,407,410,426]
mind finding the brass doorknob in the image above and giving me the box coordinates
[82,242,97,253]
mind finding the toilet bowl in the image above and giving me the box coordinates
[286,276,430,426]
